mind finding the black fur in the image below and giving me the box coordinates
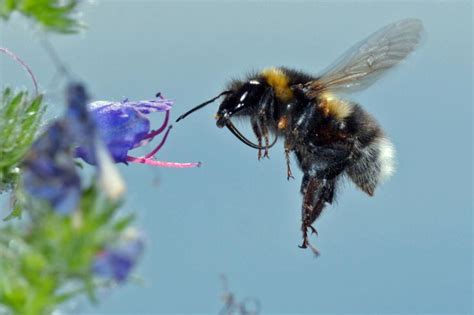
[215,67,388,254]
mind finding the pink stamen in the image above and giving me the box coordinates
[142,110,170,141]
[126,156,200,168]
[144,125,172,159]
[125,105,201,169]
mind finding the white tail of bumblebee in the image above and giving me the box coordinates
[376,137,396,182]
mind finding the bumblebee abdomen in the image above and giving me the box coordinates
[318,92,353,121]
[345,105,395,195]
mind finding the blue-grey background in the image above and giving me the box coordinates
[1,1,472,314]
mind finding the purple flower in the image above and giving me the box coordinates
[75,95,200,168]
[65,83,126,201]
[22,120,80,215]
[22,82,125,214]
[22,83,90,214]
[64,83,97,157]
[92,229,144,283]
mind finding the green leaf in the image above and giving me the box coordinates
[0,0,17,19]
[0,88,44,191]
[1,184,136,313]
[3,201,22,221]
[113,214,136,233]
[0,0,82,33]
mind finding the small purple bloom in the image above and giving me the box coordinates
[93,229,144,283]
[22,121,80,215]
[21,83,89,215]
[75,95,200,168]
[65,83,126,200]
[65,83,97,151]
[22,82,125,213]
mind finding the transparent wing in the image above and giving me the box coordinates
[304,18,423,96]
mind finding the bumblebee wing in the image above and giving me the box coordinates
[303,18,423,97]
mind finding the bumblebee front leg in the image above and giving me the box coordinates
[256,89,275,159]
[284,137,295,180]
[259,117,270,158]
[251,117,263,160]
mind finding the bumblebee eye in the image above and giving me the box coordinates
[219,82,267,117]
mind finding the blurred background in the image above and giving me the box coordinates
[1,1,472,314]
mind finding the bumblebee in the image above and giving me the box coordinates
[177,18,423,255]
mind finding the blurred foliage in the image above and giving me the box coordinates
[0,0,81,33]
[0,1,148,313]
[0,88,44,193]
[0,184,133,315]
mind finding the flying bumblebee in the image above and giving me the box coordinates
[176,18,423,255]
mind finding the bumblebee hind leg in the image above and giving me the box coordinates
[296,141,351,255]
[299,175,337,256]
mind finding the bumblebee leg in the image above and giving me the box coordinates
[284,138,295,180]
[258,117,270,158]
[307,224,318,235]
[299,175,337,256]
[285,148,294,180]
[257,89,275,159]
[251,117,263,160]
[299,177,321,255]
[300,173,309,194]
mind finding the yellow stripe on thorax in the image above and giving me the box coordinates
[261,67,293,102]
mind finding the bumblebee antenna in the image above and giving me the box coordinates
[226,120,278,150]
[176,90,232,123]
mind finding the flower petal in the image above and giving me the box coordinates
[82,101,151,164]
[22,121,81,214]
[92,229,144,282]
[128,98,173,114]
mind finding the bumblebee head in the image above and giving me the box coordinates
[215,80,266,128]
[175,80,276,150]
